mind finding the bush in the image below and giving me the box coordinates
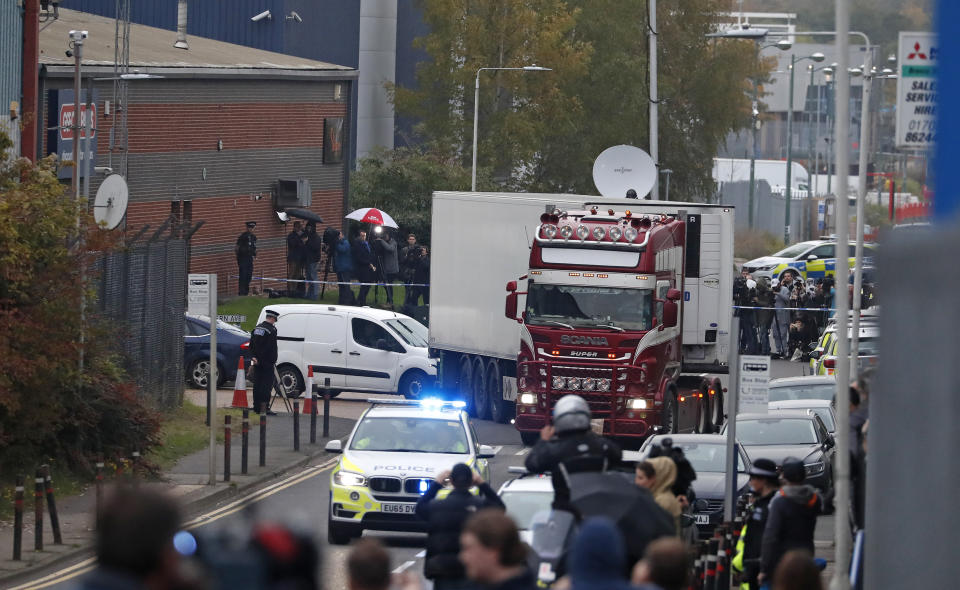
[0,130,160,479]
[735,229,783,261]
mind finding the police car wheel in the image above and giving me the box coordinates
[520,431,539,446]
[328,517,360,545]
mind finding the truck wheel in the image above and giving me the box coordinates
[520,431,539,446]
[458,357,474,415]
[709,378,724,430]
[696,385,710,434]
[486,360,511,424]
[472,356,491,420]
[661,389,680,434]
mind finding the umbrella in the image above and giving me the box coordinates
[284,208,324,224]
[568,471,675,567]
[345,207,398,228]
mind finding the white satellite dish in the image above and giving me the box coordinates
[592,145,657,199]
[93,174,129,230]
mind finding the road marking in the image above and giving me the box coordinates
[10,457,341,590]
[515,448,530,456]
[416,550,426,558]
[393,560,416,574]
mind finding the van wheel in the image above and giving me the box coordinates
[458,357,474,415]
[472,357,490,420]
[486,360,511,424]
[398,370,428,400]
[277,364,304,397]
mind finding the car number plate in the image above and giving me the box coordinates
[381,503,416,514]
[695,514,710,525]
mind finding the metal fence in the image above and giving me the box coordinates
[91,219,201,410]
[719,180,821,242]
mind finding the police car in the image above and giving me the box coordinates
[812,326,880,376]
[742,239,876,283]
[324,399,496,544]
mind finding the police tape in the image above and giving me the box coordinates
[733,305,858,312]
[235,275,430,288]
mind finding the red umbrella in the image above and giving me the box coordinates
[345,207,398,228]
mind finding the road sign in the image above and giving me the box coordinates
[188,274,213,316]
[896,32,937,149]
[738,355,770,414]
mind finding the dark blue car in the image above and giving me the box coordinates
[184,314,251,389]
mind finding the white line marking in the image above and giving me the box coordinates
[393,560,416,574]
[515,448,530,456]
[416,550,426,558]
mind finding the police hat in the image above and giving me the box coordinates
[265,309,280,319]
[246,221,257,229]
[747,458,779,479]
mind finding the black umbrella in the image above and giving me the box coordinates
[283,208,324,224]
[568,471,675,566]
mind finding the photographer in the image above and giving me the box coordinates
[400,235,419,305]
[332,230,355,305]
[373,230,400,308]
[756,277,775,355]
[352,230,377,306]
[413,246,431,305]
[734,272,758,354]
[286,221,306,298]
[303,222,324,301]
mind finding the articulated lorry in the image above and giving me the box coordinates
[429,192,734,443]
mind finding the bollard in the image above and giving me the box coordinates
[323,377,331,438]
[41,465,62,545]
[95,456,104,526]
[34,468,43,551]
[293,401,300,451]
[691,541,702,590]
[716,546,729,590]
[241,409,249,475]
[704,538,718,590]
[259,410,267,467]
[310,392,318,444]
[131,451,141,487]
[13,475,24,560]
[697,540,709,590]
[224,415,232,482]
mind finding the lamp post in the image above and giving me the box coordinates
[471,65,552,191]
[784,51,826,244]
[811,65,833,198]
[659,168,673,201]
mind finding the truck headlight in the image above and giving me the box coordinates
[597,378,611,392]
[627,398,647,410]
[624,227,639,242]
[804,462,824,476]
[609,227,623,241]
[552,376,566,390]
[567,377,582,391]
[519,393,537,405]
[542,224,558,239]
[582,378,596,391]
[334,470,367,487]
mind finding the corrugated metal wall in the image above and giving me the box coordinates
[0,1,22,153]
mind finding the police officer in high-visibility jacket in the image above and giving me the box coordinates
[250,309,279,414]
[732,458,780,590]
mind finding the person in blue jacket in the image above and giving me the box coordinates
[333,231,355,305]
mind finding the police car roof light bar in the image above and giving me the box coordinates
[365,398,467,409]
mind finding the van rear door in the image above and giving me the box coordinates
[303,313,347,388]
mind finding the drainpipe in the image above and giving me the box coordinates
[21,0,40,160]
[174,0,188,49]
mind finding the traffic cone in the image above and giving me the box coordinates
[302,366,314,414]
[231,357,250,408]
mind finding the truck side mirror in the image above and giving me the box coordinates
[506,280,518,293]
[666,288,682,301]
[663,301,678,328]
[505,292,518,321]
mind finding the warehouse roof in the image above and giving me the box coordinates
[40,9,355,78]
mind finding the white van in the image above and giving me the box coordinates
[254,305,437,399]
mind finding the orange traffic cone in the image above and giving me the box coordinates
[302,366,314,414]
[231,357,250,408]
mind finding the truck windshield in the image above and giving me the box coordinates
[525,283,653,331]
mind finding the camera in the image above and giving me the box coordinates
[251,10,272,22]
[68,29,88,40]
[322,226,340,249]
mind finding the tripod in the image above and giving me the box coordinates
[319,247,333,300]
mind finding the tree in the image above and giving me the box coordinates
[0,130,160,477]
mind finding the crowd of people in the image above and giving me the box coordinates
[236,221,430,309]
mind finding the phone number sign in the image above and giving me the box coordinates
[896,31,937,149]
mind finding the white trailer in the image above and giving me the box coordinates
[429,191,734,425]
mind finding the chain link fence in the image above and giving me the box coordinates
[91,219,200,410]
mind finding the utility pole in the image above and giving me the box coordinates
[648,0,659,199]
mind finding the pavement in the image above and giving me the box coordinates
[0,388,364,589]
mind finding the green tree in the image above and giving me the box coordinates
[0,131,160,477]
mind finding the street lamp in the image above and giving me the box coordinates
[471,65,552,191]
[784,51,826,244]
[808,64,832,210]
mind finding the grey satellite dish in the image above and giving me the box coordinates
[592,145,657,199]
[93,174,129,230]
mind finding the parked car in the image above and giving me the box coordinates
[769,399,837,434]
[768,375,836,403]
[257,305,437,399]
[638,434,751,538]
[184,314,251,389]
[722,412,835,491]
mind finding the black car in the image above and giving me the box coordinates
[637,434,751,538]
[184,314,251,389]
[722,412,835,491]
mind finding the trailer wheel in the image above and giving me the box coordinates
[458,356,475,415]
[661,388,680,434]
[486,360,511,424]
[472,356,491,420]
[695,383,710,434]
[709,378,724,430]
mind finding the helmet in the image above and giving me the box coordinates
[553,395,591,434]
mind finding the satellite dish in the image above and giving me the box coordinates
[93,174,129,230]
[592,145,657,199]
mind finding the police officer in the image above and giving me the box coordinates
[734,458,780,590]
[524,394,621,514]
[236,221,258,296]
[250,309,279,414]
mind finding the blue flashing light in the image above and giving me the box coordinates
[173,531,198,556]
[419,398,467,409]
[419,479,430,493]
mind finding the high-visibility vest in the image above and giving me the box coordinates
[732,522,750,590]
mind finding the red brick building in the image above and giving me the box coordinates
[39,10,356,295]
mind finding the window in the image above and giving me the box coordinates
[351,318,403,352]
[807,245,835,260]
[384,318,428,347]
[655,281,670,326]
[736,418,818,445]
[349,417,469,453]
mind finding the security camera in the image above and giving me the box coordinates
[251,10,271,22]
[68,30,88,40]
[286,11,302,23]
[95,166,113,175]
